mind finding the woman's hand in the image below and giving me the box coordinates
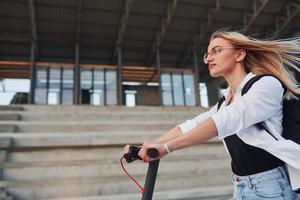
[138,140,169,163]
[122,144,130,156]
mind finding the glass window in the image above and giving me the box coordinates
[93,70,105,105]
[62,69,73,105]
[63,69,74,89]
[35,68,48,104]
[49,68,60,90]
[161,73,197,106]
[161,73,173,106]
[48,91,59,105]
[34,66,118,105]
[62,90,73,105]
[36,68,47,88]
[34,66,76,105]
[172,74,184,106]
[106,70,117,105]
[183,74,196,106]
[81,69,92,90]
[35,88,47,104]
[90,93,99,105]
[81,69,92,104]
[48,68,61,105]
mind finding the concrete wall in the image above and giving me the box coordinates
[124,85,160,106]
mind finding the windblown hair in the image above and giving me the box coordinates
[210,31,300,99]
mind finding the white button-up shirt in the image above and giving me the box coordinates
[178,72,300,189]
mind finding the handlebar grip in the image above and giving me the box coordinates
[147,148,159,158]
[124,146,159,163]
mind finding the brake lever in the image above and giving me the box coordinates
[124,145,142,163]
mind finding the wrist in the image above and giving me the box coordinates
[164,143,172,154]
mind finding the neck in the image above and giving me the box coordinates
[224,64,247,95]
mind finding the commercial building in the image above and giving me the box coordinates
[0,0,299,106]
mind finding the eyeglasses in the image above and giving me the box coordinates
[203,46,235,64]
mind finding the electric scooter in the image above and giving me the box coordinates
[121,145,160,200]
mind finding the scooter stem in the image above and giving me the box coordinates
[142,159,160,200]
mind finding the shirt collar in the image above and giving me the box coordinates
[224,72,256,99]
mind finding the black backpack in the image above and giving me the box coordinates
[217,74,300,145]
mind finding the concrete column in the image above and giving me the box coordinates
[193,50,201,106]
[156,48,162,105]
[74,43,80,104]
[117,46,123,105]
[29,41,36,104]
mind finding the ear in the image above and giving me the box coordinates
[235,49,246,62]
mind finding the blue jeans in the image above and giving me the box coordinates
[231,166,299,200]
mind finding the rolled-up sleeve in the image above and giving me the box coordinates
[211,76,283,139]
[178,104,217,134]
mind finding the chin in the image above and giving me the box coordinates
[209,71,222,78]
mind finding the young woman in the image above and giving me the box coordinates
[123,31,300,199]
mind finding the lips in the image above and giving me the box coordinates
[208,64,216,69]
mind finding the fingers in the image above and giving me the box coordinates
[122,144,130,156]
[138,141,165,163]
[123,141,167,163]
[138,141,153,162]
[138,141,148,161]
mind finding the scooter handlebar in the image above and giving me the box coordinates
[124,145,159,163]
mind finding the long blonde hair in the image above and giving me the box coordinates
[210,31,300,99]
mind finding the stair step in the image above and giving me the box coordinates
[0,121,177,132]
[0,130,163,136]
[21,105,203,112]
[0,114,20,121]
[0,150,7,162]
[0,186,14,200]
[0,121,181,125]
[0,133,158,148]
[0,106,23,111]
[0,125,16,133]
[0,138,12,148]
[1,172,232,199]
[20,113,196,121]
[0,133,221,148]
[6,143,226,163]
[45,185,233,200]
[2,158,230,181]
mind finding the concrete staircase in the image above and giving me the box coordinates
[0,105,232,200]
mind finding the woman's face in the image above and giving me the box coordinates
[205,38,237,77]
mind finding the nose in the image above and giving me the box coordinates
[206,54,214,63]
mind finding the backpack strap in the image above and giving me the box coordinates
[240,74,287,141]
[217,74,286,140]
[217,75,268,112]
[241,75,265,95]
[217,96,226,111]
[242,74,287,96]
[217,74,278,111]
